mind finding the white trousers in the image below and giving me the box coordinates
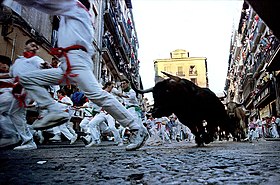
[79,117,92,132]
[127,107,143,127]
[0,91,34,145]
[52,122,75,140]
[88,112,121,143]
[19,50,139,130]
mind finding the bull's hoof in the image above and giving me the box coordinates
[196,142,205,147]
[204,135,213,144]
[195,137,204,147]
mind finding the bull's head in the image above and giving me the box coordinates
[131,71,193,118]
[226,102,237,117]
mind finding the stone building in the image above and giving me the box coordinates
[0,0,142,91]
[224,2,280,119]
[154,49,208,88]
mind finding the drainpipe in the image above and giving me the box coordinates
[272,72,280,116]
[10,33,17,61]
[94,0,105,82]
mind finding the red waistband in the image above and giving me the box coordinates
[50,45,87,57]
[50,45,86,85]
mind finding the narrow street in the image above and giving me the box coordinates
[1,139,279,185]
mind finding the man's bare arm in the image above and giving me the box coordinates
[0,73,11,79]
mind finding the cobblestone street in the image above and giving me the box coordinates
[1,139,280,185]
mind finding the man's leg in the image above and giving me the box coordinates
[73,69,148,150]
[106,115,122,145]
[8,99,37,150]
[0,92,20,147]
[49,126,62,142]
[19,68,69,129]
[86,114,105,147]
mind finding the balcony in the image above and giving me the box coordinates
[189,70,198,76]
[250,32,262,53]
[242,73,253,92]
[253,38,280,77]
[104,8,130,64]
[104,8,118,37]
[176,72,185,77]
[118,14,132,43]
[117,37,130,64]
[254,80,275,108]
[125,0,132,8]
[102,39,122,78]
[266,41,280,72]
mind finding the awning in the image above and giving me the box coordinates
[245,1,280,40]
[266,46,280,72]
[254,81,276,108]
[125,0,132,8]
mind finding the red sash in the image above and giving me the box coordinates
[50,45,87,85]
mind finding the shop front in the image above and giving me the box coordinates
[258,104,271,119]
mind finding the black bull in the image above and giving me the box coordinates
[226,102,247,141]
[132,72,237,146]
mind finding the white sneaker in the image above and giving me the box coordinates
[37,131,44,144]
[126,126,149,151]
[81,135,91,145]
[70,134,78,144]
[32,111,69,130]
[117,142,124,146]
[14,142,37,150]
[85,139,100,148]
[49,135,61,142]
[114,140,124,146]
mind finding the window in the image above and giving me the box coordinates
[176,66,184,76]
[189,65,197,76]
[190,78,197,85]
[164,66,171,73]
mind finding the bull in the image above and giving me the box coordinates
[226,101,247,141]
[132,71,236,146]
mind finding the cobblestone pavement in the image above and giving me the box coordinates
[0,139,280,185]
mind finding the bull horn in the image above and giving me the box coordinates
[237,99,244,107]
[131,82,154,94]
[161,71,181,82]
[223,90,227,98]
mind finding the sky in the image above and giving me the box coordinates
[131,0,244,102]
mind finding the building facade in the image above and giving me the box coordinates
[0,0,142,91]
[224,2,280,119]
[154,49,209,88]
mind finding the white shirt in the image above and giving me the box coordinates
[0,78,14,93]
[5,0,95,56]
[59,96,73,112]
[10,56,44,77]
[122,88,139,107]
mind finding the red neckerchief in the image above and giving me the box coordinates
[23,52,35,58]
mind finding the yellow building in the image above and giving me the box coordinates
[154,49,209,88]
